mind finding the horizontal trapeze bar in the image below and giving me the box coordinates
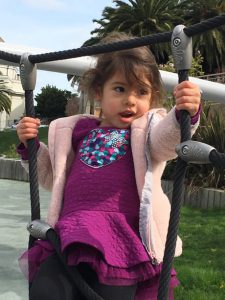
[0,42,225,103]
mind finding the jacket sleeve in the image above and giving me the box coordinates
[149,107,199,162]
[37,142,53,190]
[21,142,53,191]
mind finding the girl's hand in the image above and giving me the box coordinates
[173,81,201,116]
[16,117,40,147]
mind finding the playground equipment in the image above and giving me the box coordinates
[1,13,225,300]
[0,41,225,104]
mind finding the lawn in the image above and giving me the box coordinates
[0,127,48,158]
[0,128,225,299]
[174,207,225,300]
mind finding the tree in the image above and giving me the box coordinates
[81,0,225,74]
[65,95,80,116]
[83,0,182,64]
[177,0,225,73]
[0,80,11,115]
[159,52,205,77]
[35,85,71,121]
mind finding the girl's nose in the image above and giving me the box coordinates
[125,92,136,106]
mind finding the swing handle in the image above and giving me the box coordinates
[27,219,51,240]
[171,24,192,72]
[20,53,37,91]
[27,220,105,300]
[175,140,215,164]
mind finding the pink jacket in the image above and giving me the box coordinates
[22,107,198,263]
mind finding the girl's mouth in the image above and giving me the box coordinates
[119,111,135,118]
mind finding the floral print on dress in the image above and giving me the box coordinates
[79,128,130,168]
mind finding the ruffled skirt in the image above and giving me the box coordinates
[19,210,179,299]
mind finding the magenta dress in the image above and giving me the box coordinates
[19,118,179,299]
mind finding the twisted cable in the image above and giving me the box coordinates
[1,12,224,300]
[1,14,225,65]
[26,13,225,64]
[157,158,188,300]
[209,149,225,169]
[184,13,225,37]
[0,50,20,64]
[25,90,40,222]
[25,91,41,298]
[46,229,104,300]
[28,31,172,64]
[157,70,190,300]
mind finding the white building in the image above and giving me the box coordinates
[0,37,24,130]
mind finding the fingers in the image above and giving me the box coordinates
[17,117,40,146]
[174,81,201,116]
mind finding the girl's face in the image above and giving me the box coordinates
[96,71,152,128]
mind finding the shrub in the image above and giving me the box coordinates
[163,102,225,189]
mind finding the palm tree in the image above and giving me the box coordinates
[69,0,224,89]
[177,0,225,73]
[83,0,182,64]
[0,79,11,115]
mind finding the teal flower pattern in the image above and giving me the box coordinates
[79,128,130,168]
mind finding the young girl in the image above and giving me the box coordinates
[17,32,201,300]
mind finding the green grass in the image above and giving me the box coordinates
[0,127,48,158]
[1,130,225,299]
[174,207,225,299]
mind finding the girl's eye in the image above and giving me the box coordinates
[139,89,148,95]
[114,86,125,93]
[139,87,152,96]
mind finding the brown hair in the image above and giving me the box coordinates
[80,32,165,108]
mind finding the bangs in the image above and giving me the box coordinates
[114,57,154,91]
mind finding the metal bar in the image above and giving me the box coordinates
[1,43,225,103]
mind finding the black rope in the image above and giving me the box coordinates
[157,158,188,300]
[28,31,172,64]
[209,149,225,169]
[184,13,225,37]
[157,70,191,300]
[1,14,225,66]
[178,71,192,143]
[46,229,104,300]
[25,90,40,254]
[0,50,20,64]
[25,90,40,223]
[22,64,104,300]
[1,12,223,300]
[25,90,41,297]
[25,13,225,64]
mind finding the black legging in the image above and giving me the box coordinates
[29,254,137,300]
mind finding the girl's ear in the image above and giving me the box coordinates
[95,87,102,102]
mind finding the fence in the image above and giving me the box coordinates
[0,157,224,209]
[162,180,225,209]
[0,157,28,181]
[198,72,225,84]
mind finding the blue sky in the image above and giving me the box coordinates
[0,0,115,95]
